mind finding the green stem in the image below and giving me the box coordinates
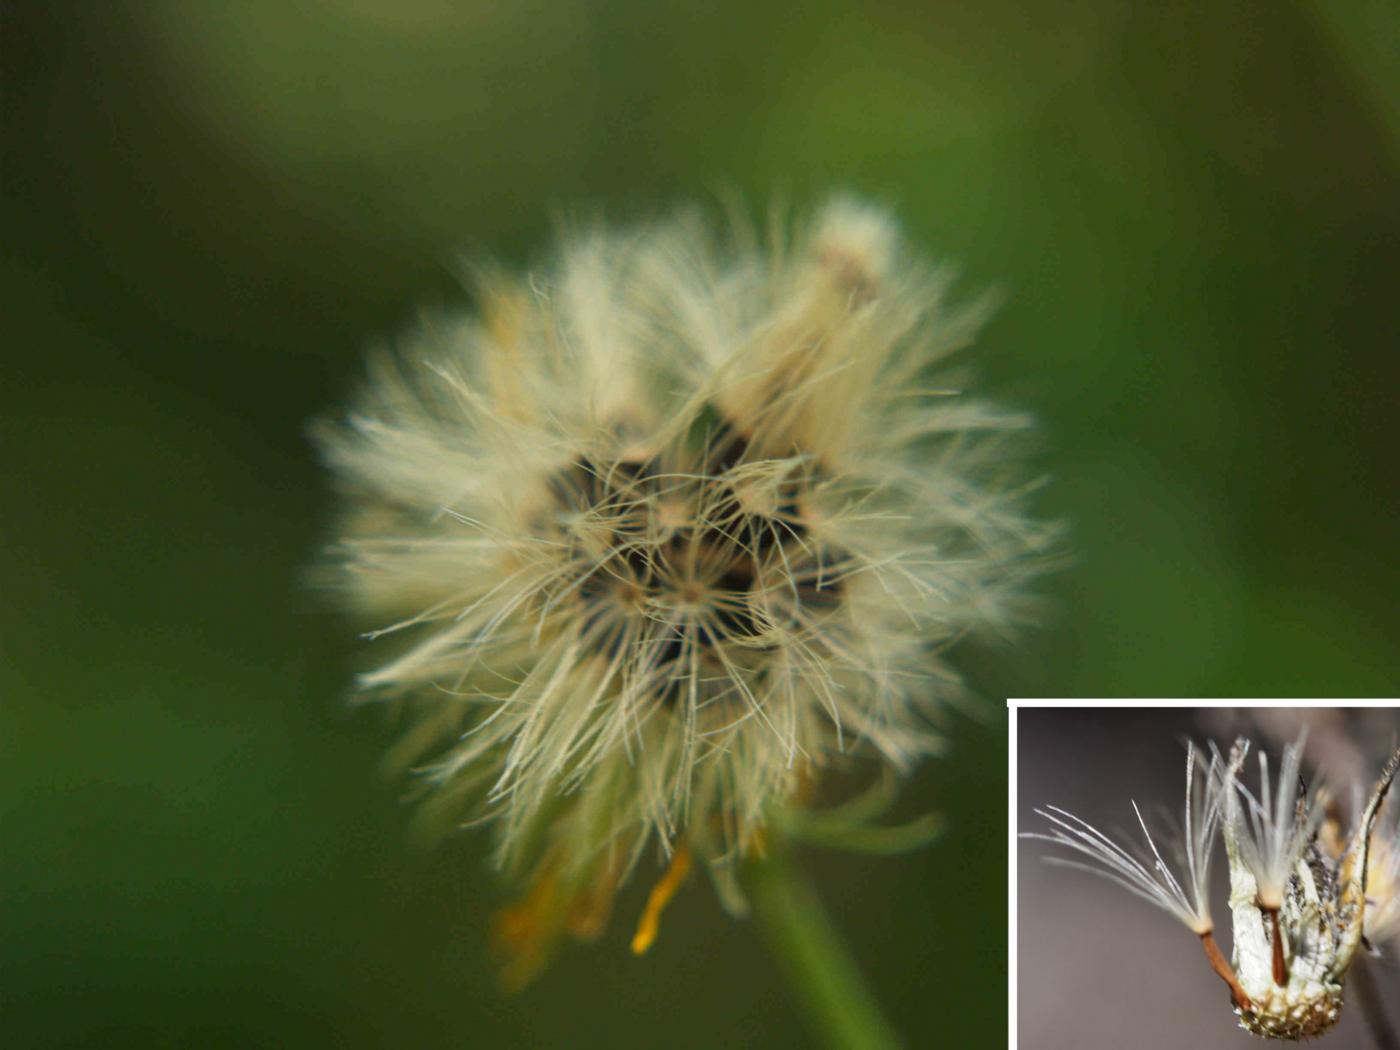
[746,843,905,1050]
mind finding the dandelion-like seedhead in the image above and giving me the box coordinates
[1028,735,1400,1041]
[316,197,1050,980]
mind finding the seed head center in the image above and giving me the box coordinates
[547,428,845,668]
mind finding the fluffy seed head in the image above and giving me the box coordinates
[315,197,1049,969]
[1221,740,1398,1039]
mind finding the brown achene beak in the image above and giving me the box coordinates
[1199,929,1252,1012]
[1266,907,1288,986]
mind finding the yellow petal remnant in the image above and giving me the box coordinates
[493,856,566,991]
[493,851,626,989]
[631,844,693,956]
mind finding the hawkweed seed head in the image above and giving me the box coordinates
[316,197,1051,984]
[1029,735,1400,1041]
[1221,740,1398,1039]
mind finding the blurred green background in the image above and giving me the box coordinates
[3,2,1398,1047]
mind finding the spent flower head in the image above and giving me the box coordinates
[316,197,1051,982]
[1028,733,1400,1041]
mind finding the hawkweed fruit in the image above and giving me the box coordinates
[1028,734,1400,1040]
[316,197,1049,984]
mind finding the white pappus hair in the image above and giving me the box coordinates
[1026,740,1229,936]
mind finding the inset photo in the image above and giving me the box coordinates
[1015,704,1400,1050]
